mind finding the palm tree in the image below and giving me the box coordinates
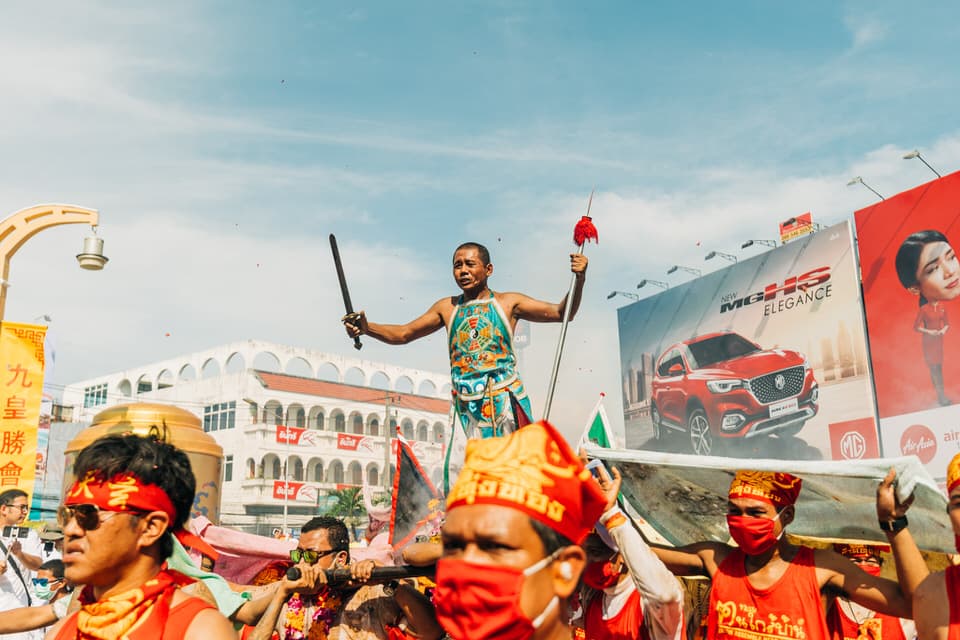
[324,487,367,541]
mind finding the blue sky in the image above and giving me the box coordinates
[3,2,960,440]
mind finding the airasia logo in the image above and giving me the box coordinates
[900,424,937,464]
[839,431,867,459]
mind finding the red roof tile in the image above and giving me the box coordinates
[254,370,450,415]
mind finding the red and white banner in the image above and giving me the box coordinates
[272,481,318,503]
[275,425,306,445]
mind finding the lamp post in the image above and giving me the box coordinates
[846,176,885,201]
[0,204,107,323]
[666,265,701,277]
[741,239,777,250]
[607,290,640,301]
[637,279,669,290]
[704,250,737,263]
[903,150,942,178]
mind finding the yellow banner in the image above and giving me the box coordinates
[0,322,46,503]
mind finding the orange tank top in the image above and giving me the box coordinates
[826,599,907,640]
[707,546,829,640]
[946,565,960,640]
[55,595,214,640]
[584,588,648,640]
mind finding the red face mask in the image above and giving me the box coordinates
[857,562,882,577]
[433,553,559,640]
[582,559,620,590]
[726,511,783,556]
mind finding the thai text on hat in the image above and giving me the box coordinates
[447,420,606,543]
[728,470,802,508]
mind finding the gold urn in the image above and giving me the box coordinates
[63,403,223,523]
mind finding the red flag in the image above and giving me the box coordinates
[509,390,531,428]
[388,433,442,549]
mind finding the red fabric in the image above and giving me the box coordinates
[574,216,599,246]
[707,546,829,640]
[65,471,176,520]
[826,600,907,640]
[947,565,960,640]
[509,389,532,428]
[728,471,802,508]
[915,303,948,366]
[55,583,214,640]
[584,589,648,640]
[447,420,606,544]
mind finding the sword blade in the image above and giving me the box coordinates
[329,234,362,350]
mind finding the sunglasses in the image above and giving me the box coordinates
[32,577,62,587]
[290,548,342,564]
[57,504,145,531]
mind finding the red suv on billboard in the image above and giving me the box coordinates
[650,331,818,455]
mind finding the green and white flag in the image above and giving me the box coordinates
[578,393,616,449]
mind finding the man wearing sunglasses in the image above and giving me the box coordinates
[250,515,442,640]
[0,488,43,639]
[45,433,235,640]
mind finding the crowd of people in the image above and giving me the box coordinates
[3,242,959,639]
[1,421,959,640]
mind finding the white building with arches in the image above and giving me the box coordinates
[60,339,451,535]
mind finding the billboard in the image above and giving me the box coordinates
[855,172,960,485]
[618,221,877,461]
[780,212,814,244]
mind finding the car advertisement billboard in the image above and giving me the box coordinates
[617,220,878,460]
[854,171,960,485]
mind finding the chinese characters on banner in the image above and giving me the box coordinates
[0,322,47,502]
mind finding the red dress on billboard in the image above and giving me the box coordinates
[915,302,948,366]
[707,546,829,640]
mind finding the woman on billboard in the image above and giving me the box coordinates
[895,230,960,406]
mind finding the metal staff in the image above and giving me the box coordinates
[329,233,362,350]
[543,190,598,421]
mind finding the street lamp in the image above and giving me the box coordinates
[607,290,640,301]
[0,204,107,322]
[637,279,669,290]
[705,250,737,263]
[741,239,777,250]
[666,265,701,277]
[846,176,885,200]
[903,149,942,178]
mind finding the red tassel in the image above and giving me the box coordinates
[573,216,599,246]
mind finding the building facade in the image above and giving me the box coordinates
[59,340,451,535]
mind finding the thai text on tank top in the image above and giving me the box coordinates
[826,599,907,640]
[707,546,829,640]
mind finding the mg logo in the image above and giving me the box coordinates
[840,431,867,459]
[774,374,786,391]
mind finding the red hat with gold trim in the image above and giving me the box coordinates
[833,542,889,561]
[728,470,802,508]
[446,420,606,543]
[948,453,960,494]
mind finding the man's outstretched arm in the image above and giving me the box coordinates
[343,299,447,345]
[511,254,588,322]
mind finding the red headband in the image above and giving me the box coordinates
[65,471,219,561]
[66,471,177,519]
